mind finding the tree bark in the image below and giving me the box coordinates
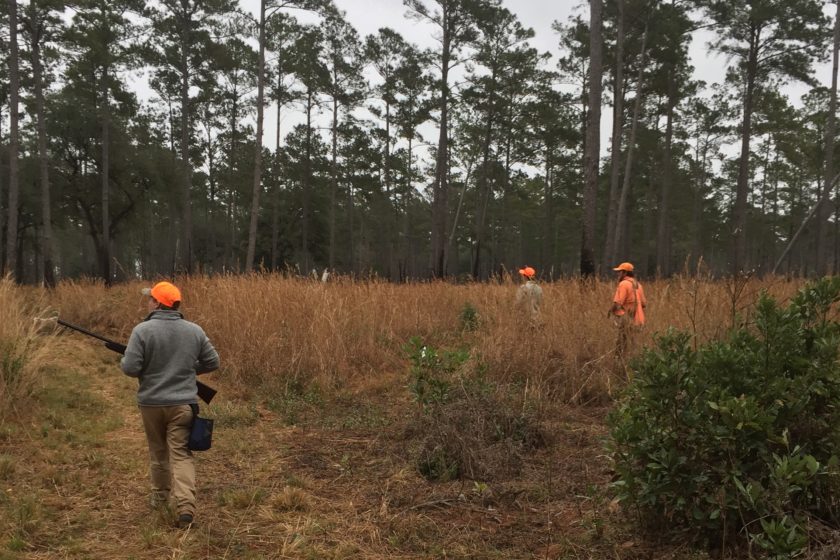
[205,117,217,270]
[692,133,710,272]
[329,97,338,269]
[179,12,193,273]
[612,26,647,264]
[733,26,759,274]
[302,88,313,271]
[101,66,112,284]
[5,0,21,281]
[656,68,676,276]
[430,3,452,278]
[581,0,603,277]
[224,69,239,270]
[245,0,266,271]
[404,133,414,279]
[818,0,840,275]
[0,104,5,269]
[385,99,397,280]
[30,1,55,286]
[471,65,498,280]
[271,66,283,271]
[603,0,625,270]
[541,149,554,274]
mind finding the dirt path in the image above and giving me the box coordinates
[0,340,699,559]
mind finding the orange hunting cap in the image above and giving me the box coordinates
[142,281,182,307]
[613,262,634,272]
[518,266,536,278]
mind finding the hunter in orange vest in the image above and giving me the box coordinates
[609,262,647,325]
[608,262,647,359]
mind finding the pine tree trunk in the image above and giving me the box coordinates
[431,5,452,278]
[818,0,840,275]
[224,77,239,270]
[329,97,338,269]
[5,0,21,281]
[581,0,603,277]
[612,26,647,263]
[245,0,266,271]
[603,0,625,270]
[179,17,193,273]
[471,66,497,280]
[101,66,112,284]
[271,182,281,271]
[656,70,675,276]
[734,28,759,274]
[542,149,554,274]
[385,100,398,281]
[0,104,5,268]
[302,89,313,272]
[692,135,709,272]
[642,173,655,273]
[835,198,839,275]
[271,65,282,271]
[206,121,217,270]
[30,3,55,286]
[404,134,414,279]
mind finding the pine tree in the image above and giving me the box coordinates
[404,0,479,277]
[698,0,828,273]
[581,0,604,277]
[149,0,236,274]
[5,0,21,280]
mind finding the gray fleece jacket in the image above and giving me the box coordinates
[120,310,220,406]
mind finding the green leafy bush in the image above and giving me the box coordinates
[405,336,468,411]
[608,278,840,555]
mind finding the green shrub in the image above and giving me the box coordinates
[405,336,467,411]
[608,278,840,555]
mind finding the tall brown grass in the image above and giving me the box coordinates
[0,278,54,418]
[45,273,806,403]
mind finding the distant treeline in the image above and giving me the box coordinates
[0,0,838,283]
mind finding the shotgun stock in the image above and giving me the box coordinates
[57,319,217,404]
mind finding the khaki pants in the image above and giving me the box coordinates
[614,315,637,360]
[139,405,196,516]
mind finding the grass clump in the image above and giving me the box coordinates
[609,278,840,557]
[269,486,312,512]
[217,487,267,509]
[405,337,543,481]
[0,279,53,419]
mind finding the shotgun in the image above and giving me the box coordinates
[57,318,218,404]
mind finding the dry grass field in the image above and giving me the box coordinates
[0,274,810,559]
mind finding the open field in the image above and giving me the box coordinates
[0,275,814,558]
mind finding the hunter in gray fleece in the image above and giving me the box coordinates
[121,310,220,405]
